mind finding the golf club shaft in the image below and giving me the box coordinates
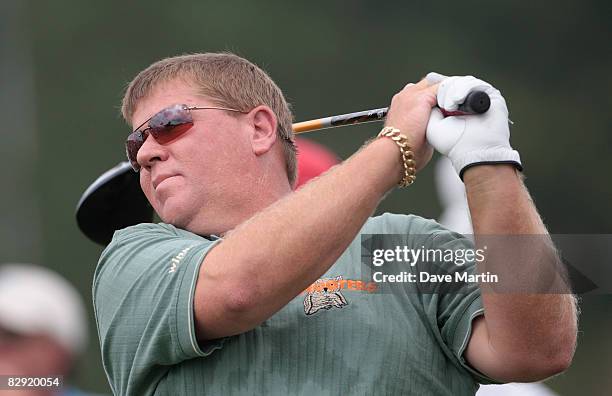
[293,108,387,133]
[292,90,490,134]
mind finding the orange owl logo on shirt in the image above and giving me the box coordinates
[303,276,348,315]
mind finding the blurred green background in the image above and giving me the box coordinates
[1,0,610,394]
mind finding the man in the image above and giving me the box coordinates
[0,263,95,396]
[93,53,577,395]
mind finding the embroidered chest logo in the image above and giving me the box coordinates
[303,276,348,315]
[168,245,196,274]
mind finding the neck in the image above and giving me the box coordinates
[188,173,293,237]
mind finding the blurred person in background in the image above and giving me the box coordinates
[0,263,100,396]
[293,137,340,189]
[94,52,577,395]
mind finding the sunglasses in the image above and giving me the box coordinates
[126,104,246,171]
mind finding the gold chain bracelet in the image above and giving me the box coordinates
[377,126,416,187]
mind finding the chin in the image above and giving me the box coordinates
[155,194,234,236]
[156,197,193,228]
[161,210,192,229]
[160,213,188,228]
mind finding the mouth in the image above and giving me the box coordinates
[152,174,178,190]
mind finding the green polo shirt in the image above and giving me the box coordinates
[93,213,498,395]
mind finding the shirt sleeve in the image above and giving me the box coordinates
[419,222,502,385]
[92,223,221,395]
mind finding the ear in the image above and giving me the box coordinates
[247,105,278,156]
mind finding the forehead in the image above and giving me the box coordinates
[131,79,213,129]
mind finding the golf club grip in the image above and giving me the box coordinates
[292,90,490,134]
[457,90,491,114]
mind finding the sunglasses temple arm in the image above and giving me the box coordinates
[292,107,388,134]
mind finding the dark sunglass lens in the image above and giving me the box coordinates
[149,104,192,129]
[125,104,197,171]
[149,105,194,144]
[151,122,194,144]
[126,132,144,171]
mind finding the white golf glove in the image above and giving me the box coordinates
[425,72,522,179]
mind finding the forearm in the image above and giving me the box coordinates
[465,165,577,378]
[198,138,402,338]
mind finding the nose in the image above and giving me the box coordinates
[136,133,169,170]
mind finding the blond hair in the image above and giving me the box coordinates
[121,52,297,184]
